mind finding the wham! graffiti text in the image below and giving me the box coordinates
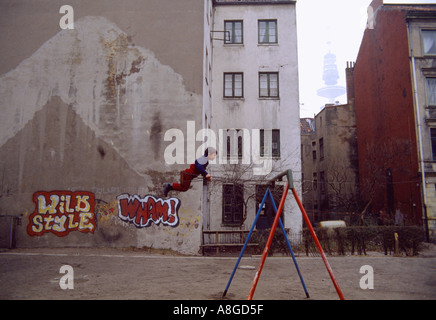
[117,194,180,228]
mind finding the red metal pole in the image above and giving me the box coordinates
[248,181,289,300]
[291,187,345,300]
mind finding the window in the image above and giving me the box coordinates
[431,128,436,160]
[427,78,436,106]
[224,73,243,98]
[222,184,244,224]
[258,20,277,44]
[225,20,243,44]
[260,129,280,158]
[319,138,324,160]
[226,129,244,160]
[259,72,279,98]
[422,30,436,55]
[320,171,326,194]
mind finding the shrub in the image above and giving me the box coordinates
[302,226,425,256]
[252,228,290,256]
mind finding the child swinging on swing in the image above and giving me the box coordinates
[163,147,217,197]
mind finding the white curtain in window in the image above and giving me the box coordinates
[259,73,268,96]
[262,129,272,157]
[234,22,242,43]
[259,21,267,43]
[225,21,242,44]
[224,74,233,97]
[268,21,277,43]
[234,74,242,97]
[269,73,278,96]
[427,78,436,105]
[225,22,232,43]
[423,31,436,55]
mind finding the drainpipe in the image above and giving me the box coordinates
[408,22,430,242]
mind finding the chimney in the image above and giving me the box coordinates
[370,0,383,11]
[367,0,383,30]
[346,61,355,104]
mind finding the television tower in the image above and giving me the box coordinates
[317,43,346,104]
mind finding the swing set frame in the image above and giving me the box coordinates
[222,169,345,300]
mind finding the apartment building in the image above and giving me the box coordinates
[206,0,302,240]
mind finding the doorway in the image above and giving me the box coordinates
[255,185,284,230]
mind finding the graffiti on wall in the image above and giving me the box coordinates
[117,194,180,228]
[27,191,96,237]
[162,207,200,238]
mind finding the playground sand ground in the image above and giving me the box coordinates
[0,243,435,300]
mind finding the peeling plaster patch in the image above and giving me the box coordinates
[0,16,201,175]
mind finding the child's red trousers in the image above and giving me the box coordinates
[172,164,200,192]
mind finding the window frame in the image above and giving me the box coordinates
[319,138,324,161]
[224,20,243,45]
[259,72,279,98]
[426,77,436,106]
[320,171,326,194]
[226,129,244,161]
[422,29,436,56]
[222,183,244,225]
[431,128,436,161]
[224,72,244,98]
[260,129,281,158]
[258,19,278,44]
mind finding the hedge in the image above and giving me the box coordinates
[252,226,426,256]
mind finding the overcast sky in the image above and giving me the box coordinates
[296,0,436,118]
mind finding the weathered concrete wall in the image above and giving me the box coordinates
[301,103,359,221]
[0,1,205,254]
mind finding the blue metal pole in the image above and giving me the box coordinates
[222,189,269,297]
[267,188,310,298]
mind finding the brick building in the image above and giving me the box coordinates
[354,0,436,240]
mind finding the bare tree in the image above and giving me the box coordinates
[359,138,413,223]
[208,160,290,228]
[327,158,360,214]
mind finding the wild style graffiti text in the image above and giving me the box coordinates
[28,191,96,237]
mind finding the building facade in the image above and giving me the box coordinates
[301,64,359,225]
[407,4,436,241]
[354,1,436,240]
[206,0,302,238]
